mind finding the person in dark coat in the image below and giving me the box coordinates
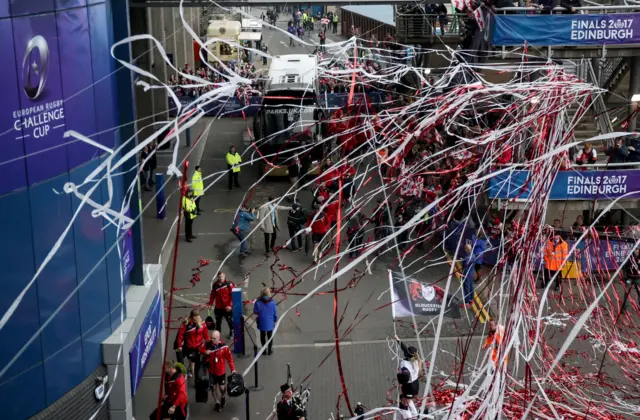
[347,212,365,258]
[277,384,306,420]
[287,199,307,252]
[560,0,582,13]
[606,138,631,165]
[461,243,476,307]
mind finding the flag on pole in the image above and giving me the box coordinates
[389,271,461,318]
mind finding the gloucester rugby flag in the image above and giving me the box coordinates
[389,271,461,319]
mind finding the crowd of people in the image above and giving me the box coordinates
[168,62,266,98]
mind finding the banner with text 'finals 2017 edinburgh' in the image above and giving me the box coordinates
[492,13,640,46]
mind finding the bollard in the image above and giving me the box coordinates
[245,388,251,420]
[249,345,264,392]
[232,288,244,354]
[185,127,191,148]
[155,173,166,220]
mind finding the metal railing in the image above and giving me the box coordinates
[396,13,465,41]
[580,59,616,147]
[601,57,625,89]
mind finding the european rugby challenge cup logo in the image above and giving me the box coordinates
[22,35,49,100]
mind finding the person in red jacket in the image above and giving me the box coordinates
[199,330,236,412]
[325,200,340,229]
[176,309,210,378]
[149,360,188,420]
[208,272,235,339]
[306,210,331,263]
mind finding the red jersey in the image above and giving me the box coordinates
[307,212,331,234]
[177,321,210,349]
[199,341,236,376]
[165,372,188,415]
[208,280,235,309]
[325,201,340,224]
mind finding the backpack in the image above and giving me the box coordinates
[227,372,245,397]
[397,367,411,385]
[205,313,215,331]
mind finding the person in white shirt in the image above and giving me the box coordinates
[394,335,422,397]
[575,142,597,165]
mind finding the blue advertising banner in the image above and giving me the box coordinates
[12,13,69,186]
[489,169,640,200]
[1,2,113,196]
[444,223,634,273]
[492,13,640,46]
[130,292,162,396]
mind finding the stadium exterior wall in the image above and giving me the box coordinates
[0,1,145,418]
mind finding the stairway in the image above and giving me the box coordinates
[566,106,608,163]
[602,57,630,98]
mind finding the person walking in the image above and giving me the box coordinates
[306,209,331,263]
[346,212,365,259]
[182,189,198,242]
[253,287,278,355]
[541,232,569,292]
[191,165,204,214]
[332,12,339,34]
[257,196,291,256]
[149,140,158,186]
[473,232,487,281]
[319,30,326,52]
[287,199,306,252]
[199,331,236,412]
[141,145,152,191]
[208,272,235,339]
[226,145,242,190]
[461,243,476,308]
[149,361,189,420]
[232,205,256,256]
[176,309,210,378]
[288,22,297,46]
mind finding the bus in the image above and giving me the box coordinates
[251,54,325,177]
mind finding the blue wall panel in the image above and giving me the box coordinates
[0,1,132,416]
[29,173,82,359]
[0,188,47,418]
[43,339,84,405]
[0,0,9,18]
[58,6,100,169]
[9,0,55,17]
[56,0,87,10]
[89,2,118,150]
[0,364,46,419]
[0,18,28,196]
[81,316,111,376]
[69,160,112,377]
[100,153,129,330]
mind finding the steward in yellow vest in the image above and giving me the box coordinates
[226,146,242,190]
[182,189,197,242]
[191,165,204,214]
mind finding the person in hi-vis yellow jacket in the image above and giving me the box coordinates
[226,146,242,190]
